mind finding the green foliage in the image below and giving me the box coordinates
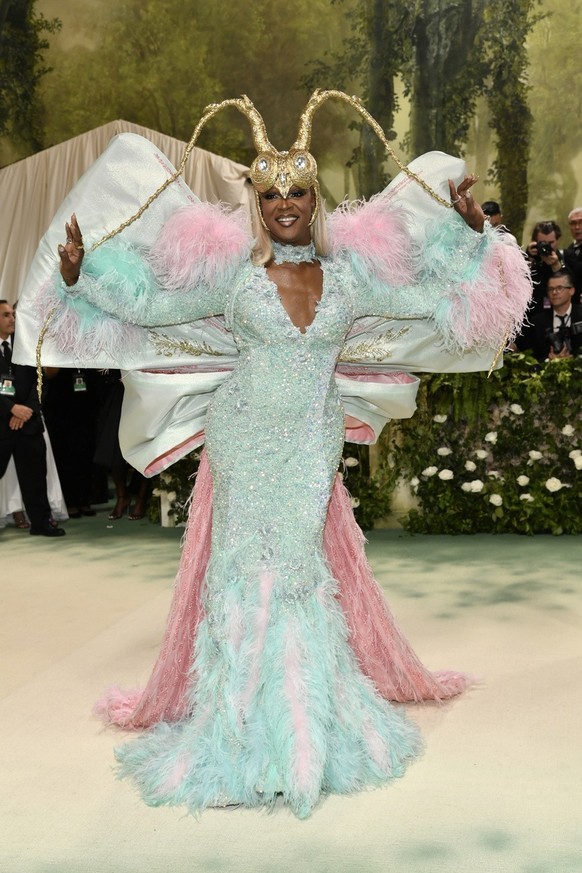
[149,450,201,526]
[480,0,543,242]
[303,0,413,198]
[390,354,582,535]
[0,0,60,154]
[402,0,488,157]
[527,0,582,228]
[39,0,353,168]
[341,440,398,530]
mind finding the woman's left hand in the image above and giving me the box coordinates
[448,174,485,233]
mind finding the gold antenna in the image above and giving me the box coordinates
[294,89,452,208]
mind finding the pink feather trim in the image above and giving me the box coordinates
[93,685,143,724]
[437,233,533,351]
[328,197,415,286]
[36,278,143,359]
[148,202,253,291]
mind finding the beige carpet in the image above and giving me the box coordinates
[1,514,581,873]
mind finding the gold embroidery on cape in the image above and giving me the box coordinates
[148,330,224,358]
[339,326,411,363]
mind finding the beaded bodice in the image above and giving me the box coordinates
[228,256,355,353]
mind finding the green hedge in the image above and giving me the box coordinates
[389,354,582,535]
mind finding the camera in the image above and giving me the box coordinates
[545,320,582,354]
[536,241,554,257]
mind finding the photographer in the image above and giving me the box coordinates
[525,220,566,314]
[515,270,582,361]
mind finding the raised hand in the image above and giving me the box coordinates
[58,213,85,286]
[448,174,485,233]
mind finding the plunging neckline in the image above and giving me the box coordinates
[264,262,326,336]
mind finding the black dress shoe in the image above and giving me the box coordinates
[30,524,66,537]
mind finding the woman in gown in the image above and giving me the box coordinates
[33,91,531,818]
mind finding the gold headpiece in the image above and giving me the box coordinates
[94,89,451,249]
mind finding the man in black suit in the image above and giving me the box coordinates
[515,271,582,362]
[0,300,65,536]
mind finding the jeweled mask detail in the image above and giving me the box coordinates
[250,149,318,198]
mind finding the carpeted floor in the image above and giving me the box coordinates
[1,511,580,873]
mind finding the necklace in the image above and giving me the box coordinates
[271,240,317,265]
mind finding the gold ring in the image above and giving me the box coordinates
[75,244,84,250]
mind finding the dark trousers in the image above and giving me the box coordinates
[0,432,51,527]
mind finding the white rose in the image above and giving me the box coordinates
[545,477,563,492]
[489,494,503,506]
[438,469,454,480]
[410,477,420,488]
[422,466,438,477]
[569,449,581,459]
[437,447,452,456]
[475,449,488,460]
[517,475,530,487]
[350,496,361,508]
[528,451,543,461]
[165,491,177,502]
[464,460,477,472]
[152,488,162,497]
[461,482,472,492]
[488,471,501,479]
[575,456,582,470]
[510,404,524,415]
[344,457,359,468]
[470,479,484,492]
[520,493,534,502]
[561,424,575,436]
[433,414,448,423]
[485,431,498,444]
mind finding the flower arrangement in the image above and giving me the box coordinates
[390,354,582,535]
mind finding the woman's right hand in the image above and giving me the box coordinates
[58,213,85,286]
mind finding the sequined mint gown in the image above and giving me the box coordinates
[109,243,424,818]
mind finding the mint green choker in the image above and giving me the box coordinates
[271,241,317,265]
